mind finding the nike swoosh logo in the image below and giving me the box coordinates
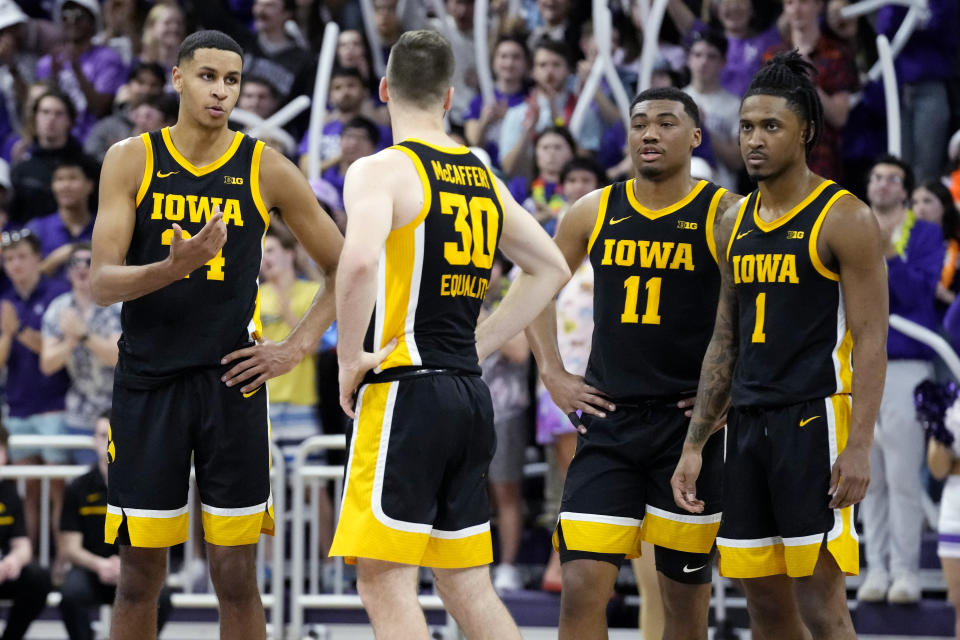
[156,170,179,178]
[682,564,706,573]
[242,386,263,398]
[799,416,821,427]
[610,216,631,225]
[736,229,754,240]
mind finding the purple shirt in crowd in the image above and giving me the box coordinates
[297,119,392,159]
[877,0,959,85]
[36,45,127,143]
[690,20,782,97]
[463,88,530,166]
[26,212,95,258]
[888,217,944,360]
[2,276,70,417]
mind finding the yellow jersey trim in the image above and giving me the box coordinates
[705,187,726,265]
[250,141,271,228]
[587,185,613,254]
[135,133,153,207]
[808,189,853,282]
[160,127,244,177]
[753,180,834,232]
[726,196,750,261]
[390,145,432,231]
[625,179,707,220]
[80,506,108,516]
[401,137,470,155]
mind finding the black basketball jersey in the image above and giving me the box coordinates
[118,128,269,380]
[728,180,853,407]
[362,139,504,379]
[585,179,727,400]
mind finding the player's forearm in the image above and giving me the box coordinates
[847,327,886,451]
[283,271,337,361]
[477,266,567,361]
[335,255,378,365]
[90,260,178,306]
[523,301,566,376]
[686,310,738,450]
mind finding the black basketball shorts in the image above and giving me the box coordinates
[329,373,496,568]
[717,395,859,578]
[554,401,723,567]
[106,367,273,548]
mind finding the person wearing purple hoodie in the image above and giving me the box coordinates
[859,155,945,604]
[876,0,959,183]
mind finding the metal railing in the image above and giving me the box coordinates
[4,436,287,639]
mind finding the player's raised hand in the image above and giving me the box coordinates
[167,207,227,278]
[541,368,615,431]
[671,448,705,513]
[338,339,397,419]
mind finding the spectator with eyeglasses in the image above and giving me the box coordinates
[40,243,119,466]
[25,159,95,282]
[0,229,70,547]
[858,155,944,604]
[8,89,99,227]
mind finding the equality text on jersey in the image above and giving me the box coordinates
[149,193,246,227]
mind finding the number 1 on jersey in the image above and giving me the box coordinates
[160,228,225,281]
[752,292,766,343]
[622,275,662,325]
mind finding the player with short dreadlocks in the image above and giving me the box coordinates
[672,50,889,639]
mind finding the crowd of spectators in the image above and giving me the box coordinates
[0,0,957,634]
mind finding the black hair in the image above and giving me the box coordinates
[128,61,166,85]
[916,179,958,239]
[533,125,577,176]
[330,65,365,83]
[1,228,42,255]
[243,75,280,98]
[689,29,728,59]
[343,116,380,147]
[33,88,77,124]
[52,158,93,181]
[532,37,572,69]
[560,157,606,187]
[630,87,700,127]
[177,30,243,66]
[494,34,530,63]
[743,50,823,153]
[98,409,111,422]
[870,153,914,195]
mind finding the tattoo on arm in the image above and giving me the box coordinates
[687,280,737,445]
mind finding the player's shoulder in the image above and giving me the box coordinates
[345,146,416,185]
[825,188,872,225]
[104,134,148,166]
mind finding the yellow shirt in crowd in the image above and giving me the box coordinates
[260,280,320,406]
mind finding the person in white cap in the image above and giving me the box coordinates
[35,0,127,143]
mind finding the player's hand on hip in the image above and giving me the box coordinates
[221,338,301,393]
[671,448,705,513]
[541,368,615,424]
[166,208,227,278]
[829,443,870,509]
[337,339,397,419]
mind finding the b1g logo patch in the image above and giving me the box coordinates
[677,220,698,230]
[224,176,244,185]
[786,230,805,239]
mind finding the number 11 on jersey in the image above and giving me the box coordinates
[621,275,662,324]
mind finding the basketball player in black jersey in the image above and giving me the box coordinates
[329,31,568,639]
[90,31,343,640]
[672,52,887,639]
[525,86,741,639]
